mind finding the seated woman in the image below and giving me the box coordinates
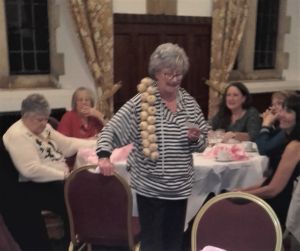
[210,82,261,142]
[240,94,300,228]
[256,90,296,158]
[58,87,105,139]
[2,93,95,251]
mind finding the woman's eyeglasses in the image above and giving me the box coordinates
[163,72,183,81]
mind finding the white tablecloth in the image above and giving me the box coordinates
[187,153,268,225]
[75,149,268,228]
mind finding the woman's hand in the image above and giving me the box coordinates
[187,127,200,142]
[81,106,105,123]
[261,108,278,127]
[222,131,236,142]
[98,158,114,176]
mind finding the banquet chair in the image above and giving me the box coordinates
[191,191,282,251]
[64,165,140,251]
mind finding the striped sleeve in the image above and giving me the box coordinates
[96,95,139,156]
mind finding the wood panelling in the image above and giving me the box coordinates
[113,14,212,117]
[252,92,272,113]
[146,0,177,15]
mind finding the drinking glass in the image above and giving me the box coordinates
[207,131,217,147]
[214,129,225,144]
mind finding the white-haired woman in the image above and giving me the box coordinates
[96,43,209,251]
[3,93,94,251]
[58,86,104,139]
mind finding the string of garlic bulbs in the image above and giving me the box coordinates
[137,77,159,160]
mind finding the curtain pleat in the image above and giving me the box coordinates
[68,0,120,118]
[207,0,249,118]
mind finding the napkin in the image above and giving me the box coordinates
[203,143,249,161]
[78,144,133,165]
[200,246,227,251]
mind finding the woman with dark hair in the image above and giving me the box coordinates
[256,90,296,161]
[210,82,261,141]
[240,94,300,227]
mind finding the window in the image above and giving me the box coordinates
[254,0,280,70]
[0,0,64,88]
[230,0,289,81]
[5,0,50,74]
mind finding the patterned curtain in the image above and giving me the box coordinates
[68,0,121,119]
[207,0,249,118]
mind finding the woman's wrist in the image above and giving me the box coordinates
[261,125,272,130]
[64,169,69,180]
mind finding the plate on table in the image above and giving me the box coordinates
[215,158,233,162]
[245,148,257,153]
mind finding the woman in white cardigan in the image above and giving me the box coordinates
[3,93,94,251]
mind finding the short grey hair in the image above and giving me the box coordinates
[71,87,95,111]
[148,43,190,78]
[21,93,50,117]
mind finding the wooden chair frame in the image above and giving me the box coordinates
[64,164,138,251]
[191,191,282,251]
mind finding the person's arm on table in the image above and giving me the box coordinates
[3,133,66,182]
[51,126,96,157]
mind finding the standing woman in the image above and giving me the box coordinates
[210,82,261,142]
[58,87,105,139]
[96,43,209,251]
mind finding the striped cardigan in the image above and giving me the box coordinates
[96,87,209,199]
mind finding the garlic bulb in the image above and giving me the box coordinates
[147,125,156,134]
[147,115,156,124]
[140,111,148,121]
[150,151,159,160]
[148,106,156,115]
[141,130,149,139]
[148,134,157,143]
[137,77,159,160]
[141,102,149,111]
[140,121,148,131]
[146,95,156,105]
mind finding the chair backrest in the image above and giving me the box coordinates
[64,165,138,250]
[191,192,282,251]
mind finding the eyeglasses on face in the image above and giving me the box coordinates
[163,71,183,81]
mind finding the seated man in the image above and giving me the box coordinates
[2,93,95,251]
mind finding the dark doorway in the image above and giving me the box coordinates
[114,14,211,117]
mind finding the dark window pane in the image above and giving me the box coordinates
[35,30,49,50]
[8,31,21,50]
[23,52,35,71]
[21,4,33,28]
[254,0,280,70]
[6,4,19,28]
[9,52,22,73]
[22,29,34,50]
[34,5,48,27]
[5,0,50,74]
[37,52,50,72]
